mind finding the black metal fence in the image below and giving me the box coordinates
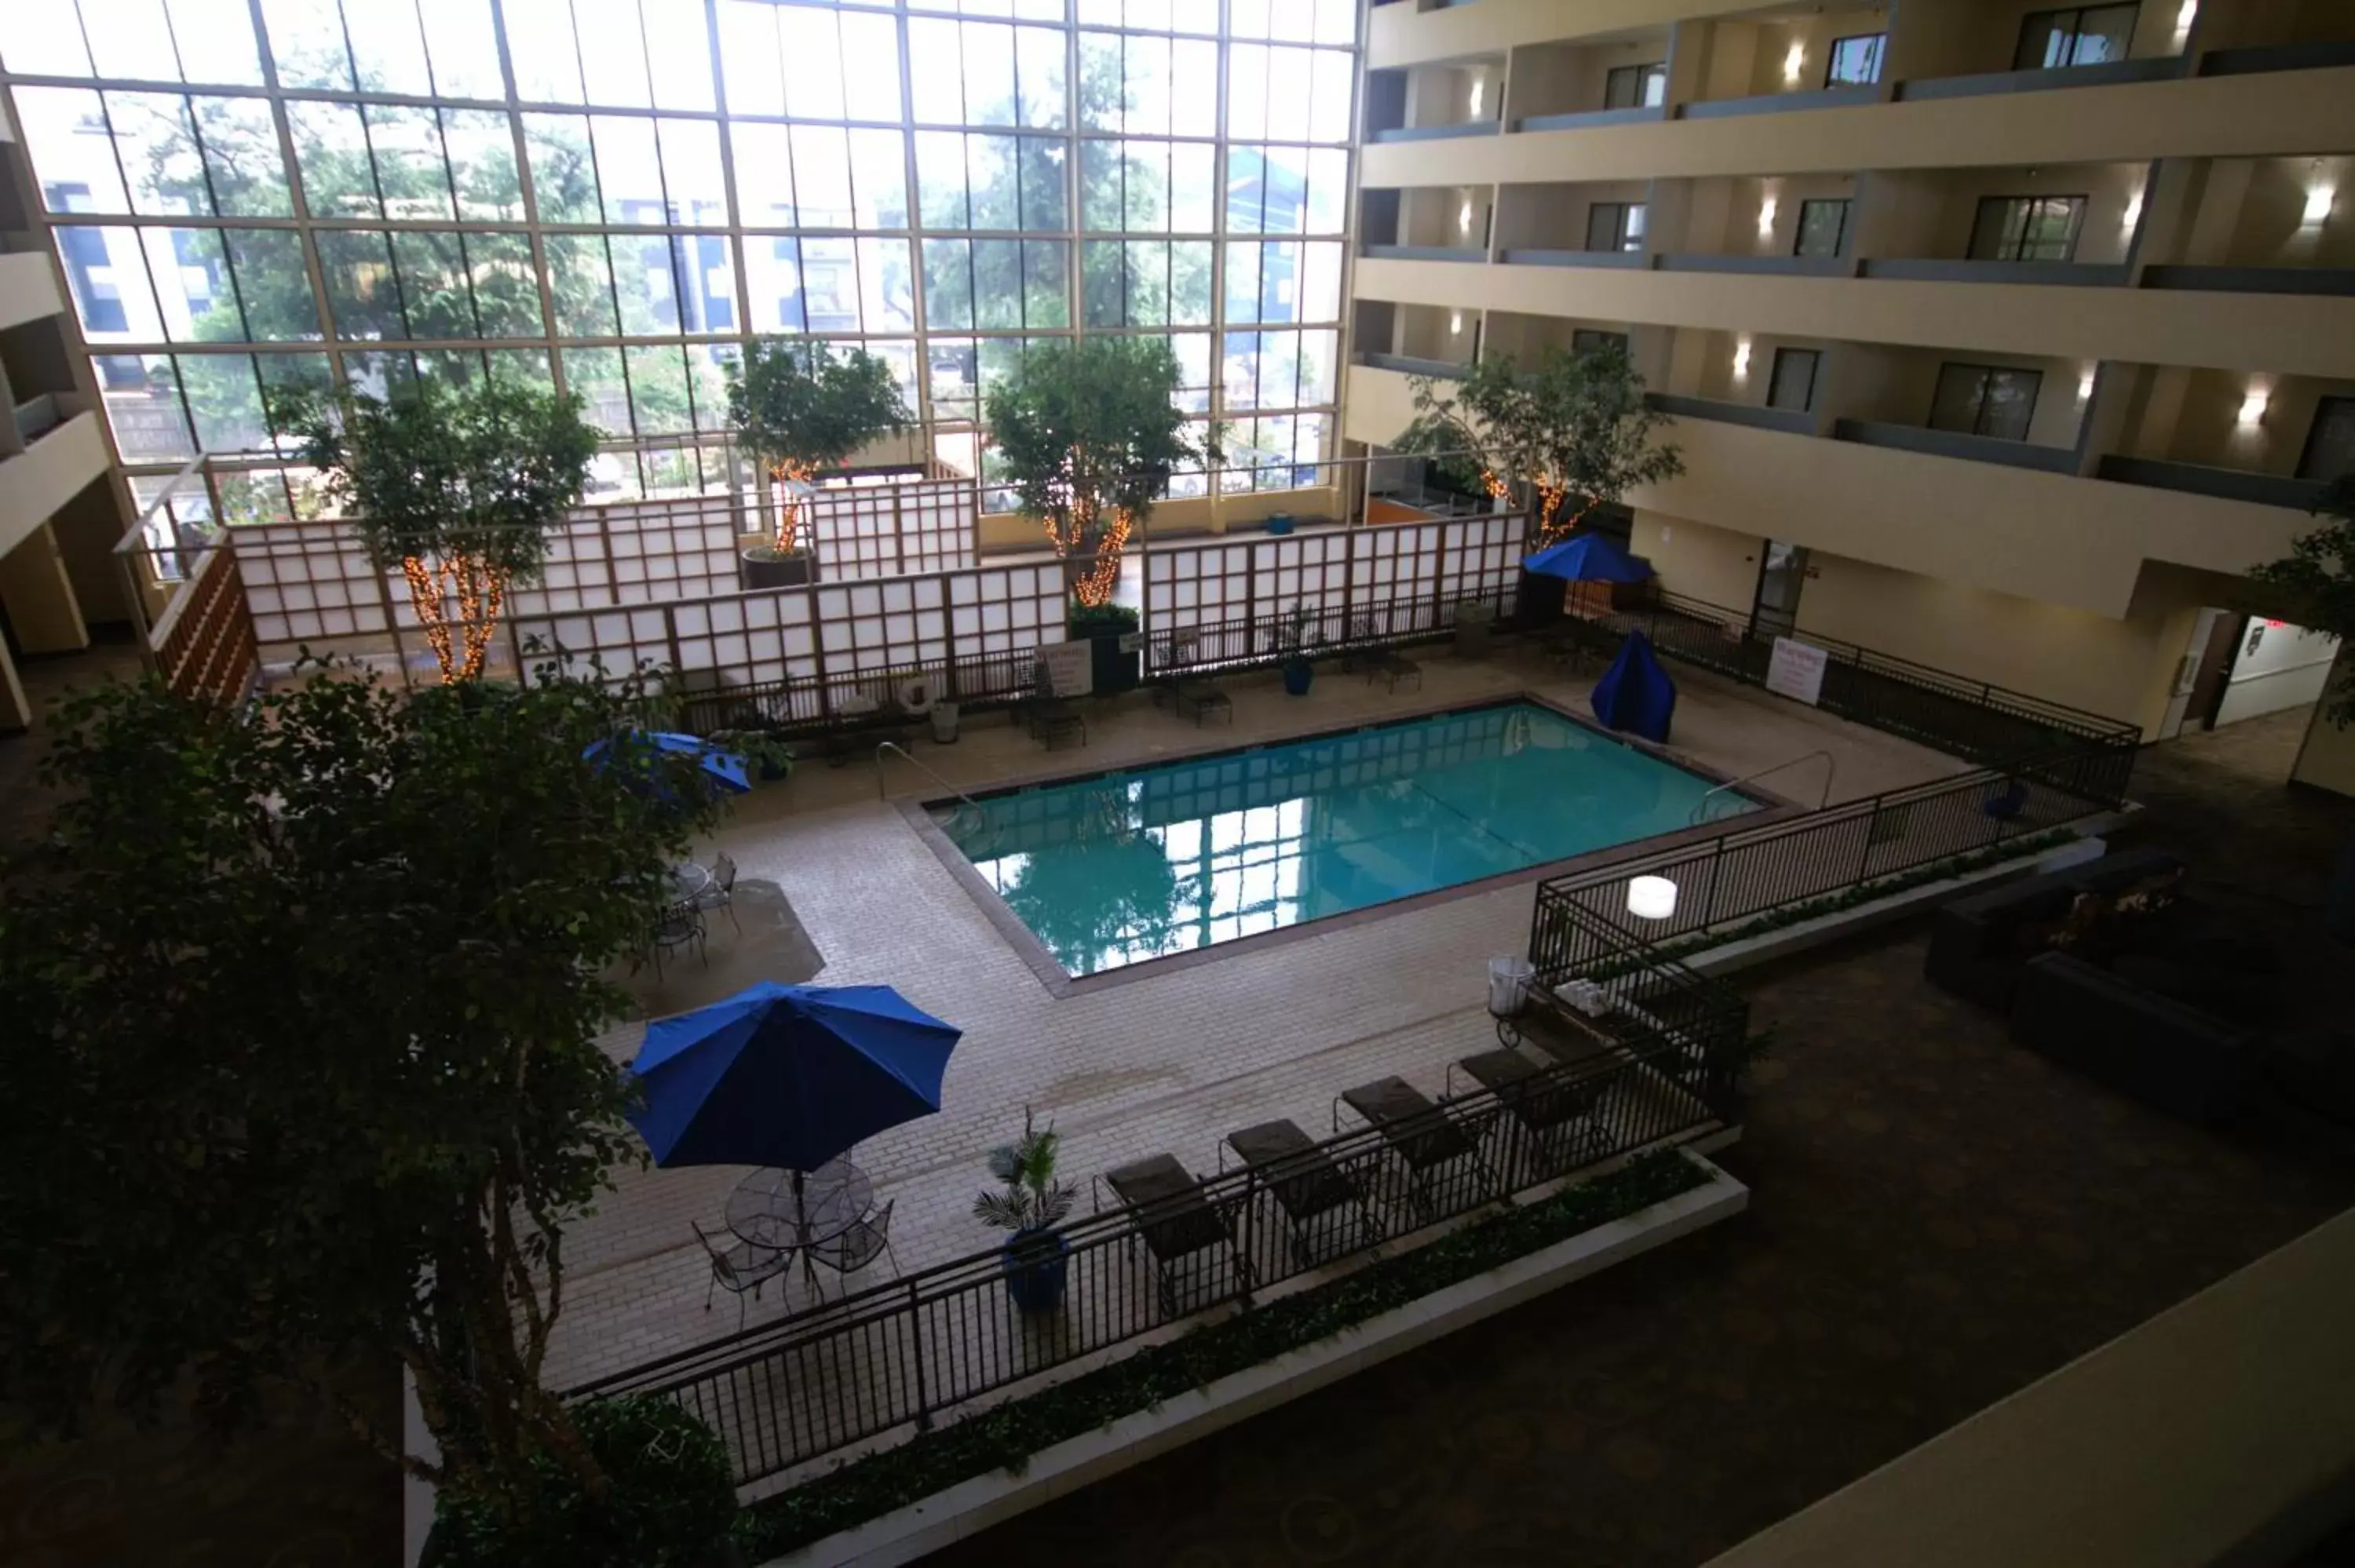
[571,907,1745,1487]
[1561,589,2142,793]
[1530,758,2118,983]
[1144,584,1515,677]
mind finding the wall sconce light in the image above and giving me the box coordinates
[1459,199,1475,235]
[1757,197,1779,237]
[2174,0,2198,42]
[1732,337,1753,377]
[2239,386,2270,425]
[2304,184,2335,226]
[1783,42,1806,82]
[2078,367,2097,401]
[1628,876,1679,921]
[1469,79,1485,119]
[1450,310,1464,336]
[2122,191,2143,230]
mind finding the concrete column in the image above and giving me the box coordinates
[1663,20,1713,111]
[0,522,90,655]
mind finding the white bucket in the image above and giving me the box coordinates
[1488,956,1535,1016]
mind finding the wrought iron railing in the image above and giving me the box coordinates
[1143,585,1514,677]
[571,906,1746,1486]
[1561,588,2142,791]
[1530,757,2120,982]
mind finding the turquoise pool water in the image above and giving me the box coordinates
[939,701,1753,977]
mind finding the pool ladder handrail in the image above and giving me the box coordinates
[1690,749,1836,824]
[875,742,988,831]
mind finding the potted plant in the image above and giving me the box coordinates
[973,1107,1077,1314]
[1067,600,1142,695]
[1278,602,1323,696]
[726,338,913,590]
[1455,598,1495,658]
[708,728,795,783]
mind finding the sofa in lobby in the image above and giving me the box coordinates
[1922,848,2189,1013]
[2007,953,2260,1125]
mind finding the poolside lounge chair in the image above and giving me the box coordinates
[1170,673,1232,725]
[1334,1076,1494,1221]
[1363,649,1422,693]
[1223,1118,1378,1268]
[1100,1153,1250,1316]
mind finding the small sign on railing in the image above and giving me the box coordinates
[1765,636,1830,706]
[1034,637,1094,697]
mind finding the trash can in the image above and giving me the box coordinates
[931,701,961,744]
[1488,956,1535,1017]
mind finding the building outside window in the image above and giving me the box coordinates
[1930,363,2043,440]
[1603,62,1667,110]
[1970,195,2087,263]
[2016,4,2142,70]
[0,0,1359,510]
[1795,199,1852,258]
[1824,33,1886,86]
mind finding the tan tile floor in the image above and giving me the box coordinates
[550,644,1968,1391]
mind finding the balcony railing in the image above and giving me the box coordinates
[2139,265,2355,297]
[12,394,62,443]
[1354,352,1471,379]
[1860,257,2130,287]
[2095,455,2331,512]
[2198,39,2355,76]
[1657,253,1850,277]
[1647,393,1813,436]
[1499,247,1648,268]
[1895,54,2184,101]
[1681,82,1882,119]
[1362,243,1488,262]
[1368,120,1501,144]
[1833,418,2081,475]
[1513,104,1668,133]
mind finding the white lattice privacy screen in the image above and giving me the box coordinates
[807,479,978,581]
[507,561,1064,702]
[238,494,749,646]
[1144,514,1526,634]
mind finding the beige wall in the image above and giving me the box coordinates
[1405,62,1496,132]
[1495,179,1650,251]
[1673,329,1832,407]
[1675,173,1857,257]
[2291,653,2355,796]
[1397,303,1477,362]
[1827,343,2092,448]
[1506,36,1670,124]
[1629,508,1764,611]
[2126,366,2355,473]
[1795,552,2197,733]
[1692,8,1889,104]
[2185,155,2355,268]
[1370,0,1729,71]
[1890,0,2182,80]
[1360,68,2355,191]
[1859,162,2149,264]
[1354,254,2355,380]
[1401,185,1492,249]
[0,521,90,653]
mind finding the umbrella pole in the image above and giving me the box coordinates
[793,1166,809,1245]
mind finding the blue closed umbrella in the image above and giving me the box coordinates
[585,729,750,797]
[1523,533,1656,585]
[626,982,961,1171]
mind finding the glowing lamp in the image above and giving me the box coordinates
[1629,877,1678,921]
[1459,199,1474,234]
[2239,388,2269,425]
[1757,197,1778,236]
[1450,310,1464,335]
[1469,79,1485,119]
[2122,191,2143,229]
[2304,185,2335,226]
[1732,338,1752,377]
[2078,368,2096,401]
[1784,42,1806,82]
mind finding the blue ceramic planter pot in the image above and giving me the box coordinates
[1002,1231,1070,1312]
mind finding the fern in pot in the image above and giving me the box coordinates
[973,1107,1076,1313]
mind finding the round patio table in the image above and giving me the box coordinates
[725,1157,874,1251]
[666,861,712,906]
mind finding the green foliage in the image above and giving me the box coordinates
[1393,346,1682,538]
[972,1107,1078,1234]
[706,729,797,782]
[1278,601,1325,662]
[0,658,720,1522]
[2251,476,2355,728]
[1066,600,1141,636]
[747,1150,1711,1557]
[725,339,915,483]
[984,337,1214,553]
[433,1395,738,1568]
[272,376,600,582]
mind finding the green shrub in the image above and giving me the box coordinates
[1067,600,1141,636]
[433,1395,737,1568]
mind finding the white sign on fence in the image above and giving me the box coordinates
[1765,636,1830,707]
[1035,637,1094,697]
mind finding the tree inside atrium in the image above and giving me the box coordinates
[274,377,600,684]
[725,339,915,556]
[984,335,1213,606]
[1393,344,1682,545]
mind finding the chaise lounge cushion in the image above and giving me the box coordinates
[2009,952,2256,1125]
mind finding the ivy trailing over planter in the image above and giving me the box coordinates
[736,1149,1713,1559]
[1587,830,2078,979]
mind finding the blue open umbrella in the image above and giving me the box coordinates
[625,981,961,1171]
[1523,533,1656,584]
[584,729,750,797]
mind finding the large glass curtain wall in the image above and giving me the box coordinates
[2,0,1357,521]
